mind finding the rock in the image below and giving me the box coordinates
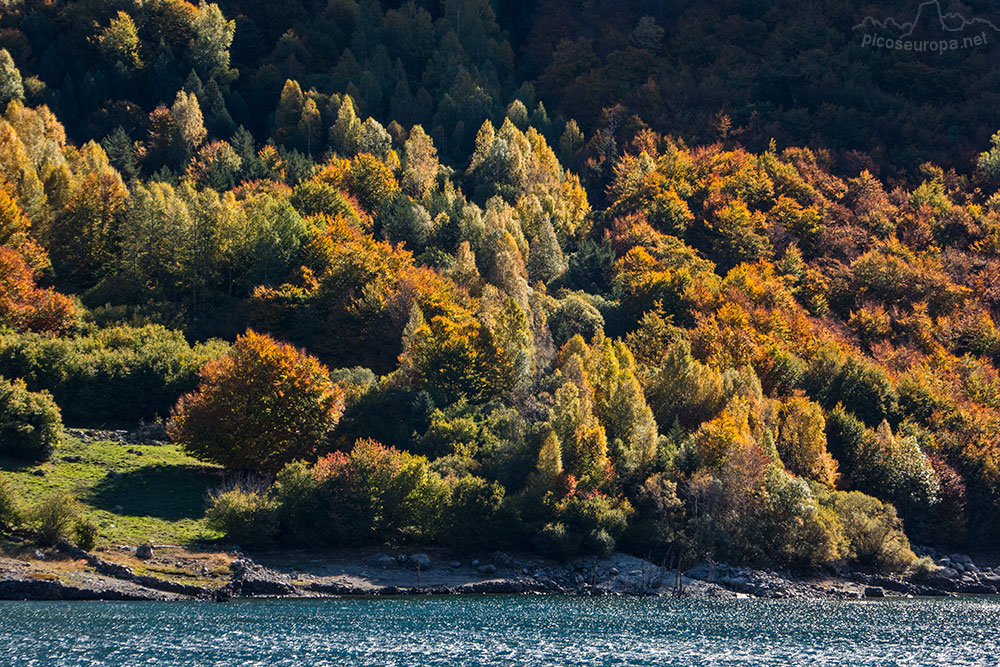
[450,561,462,569]
[135,544,154,560]
[470,559,480,567]
[477,564,497,575]
[61,456,82,463]
[490,552,522,568]
[31,469,46,476]
[408,554,431,570]
[108,471,123,481]
[686,563,712,581]
[226,558,296,597]
[981,574,1000,587]
[33,549,46,561]
[364,553,396,569]
[608,567,620,576]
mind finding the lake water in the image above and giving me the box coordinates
[0,596,997,666]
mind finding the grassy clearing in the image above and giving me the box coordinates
[0,433,224,546]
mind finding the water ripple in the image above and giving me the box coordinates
[0,597,998,666]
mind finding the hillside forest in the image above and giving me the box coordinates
[3,0,1000,572]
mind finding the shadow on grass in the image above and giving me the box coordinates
[88,465,224,521]
[0,456,43,473]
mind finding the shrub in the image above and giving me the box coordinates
[910,555,940,577]
[205,485,278,547]
[534,522,576,561]
[763,471,846,567]
[0,376,62,461]
[0,476,19,529]
[558,493,634,557]
[270,461,326,546]
[73,518,98,551]
[444,475,507,551]
[313,438,448,543]
[170,330,345,473]
[824,491,915,572]
[0,325,227,424]
[30,491,79,546]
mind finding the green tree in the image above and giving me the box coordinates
[98,11,143,71]
[170,90,207,164]
[0,49,23,109]
[0,376,62,461]
[331,94,362,156]
[273,79,305,147]
[191,1,236,81]
[402,125,440,198]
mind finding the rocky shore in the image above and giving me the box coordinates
[1,541,997,602]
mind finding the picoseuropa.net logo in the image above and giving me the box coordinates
[854,1,999,53]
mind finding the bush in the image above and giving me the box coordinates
[0,376,62,461]
[534,522,577,561]
[824,491,915,572]
[170,330,345,473]
[444,475,507,551]
[30,491,79,546]
[555,493,634,558]
[205,485,278,547]
[910,555,940,577]
[270,462,327,546]
[0,476,19,529]
[0,325,227,424]
[313,438,448,544]
[73,518,98,551]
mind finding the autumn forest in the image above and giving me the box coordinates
[2,0,1000,573]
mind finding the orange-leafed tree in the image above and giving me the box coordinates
[0,246,77,334]
[169,330,345,473]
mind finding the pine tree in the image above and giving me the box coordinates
[527,217,566,284]
[170,90,207,165]
[297,98,322,155]
[330,94,362,156]
[273,79,305,147]
[0,50,24,109]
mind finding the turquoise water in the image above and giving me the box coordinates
[0,596,997,666]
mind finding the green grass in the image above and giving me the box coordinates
[0,434,225,546]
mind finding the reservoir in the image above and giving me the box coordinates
[0,596,997,665]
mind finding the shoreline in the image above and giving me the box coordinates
[2,541,996,603]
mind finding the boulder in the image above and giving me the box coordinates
[477,564,497,575]
[408,554,431,570]
[364,553,396,569]
[135,544,154,560]
[864,586,885,598]
[981,574,1000,587]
